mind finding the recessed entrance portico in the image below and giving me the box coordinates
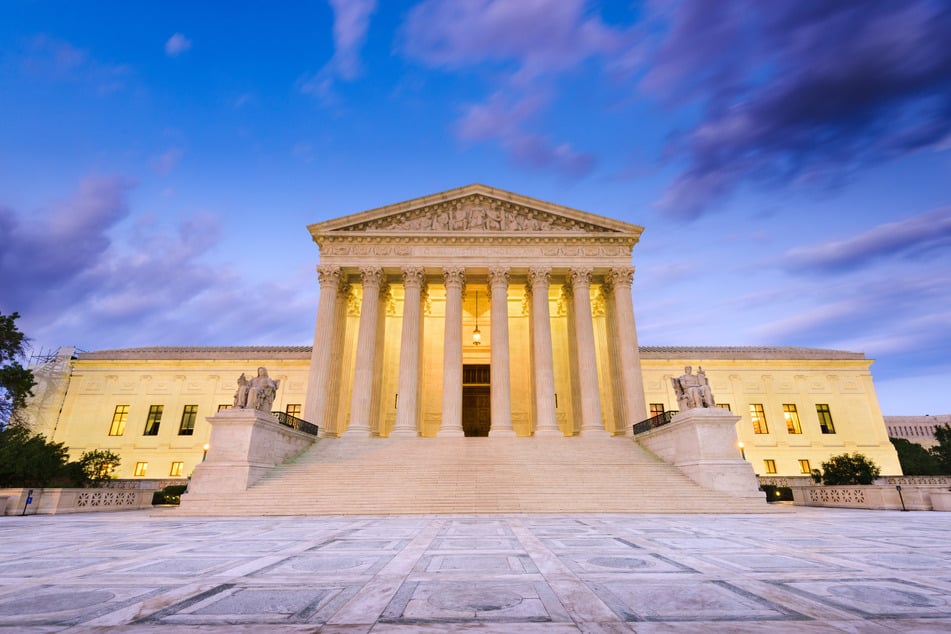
[302,184,648,438]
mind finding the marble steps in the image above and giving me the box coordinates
[178,436,774,515]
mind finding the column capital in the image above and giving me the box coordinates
[569,268,593,287]
[402,266,425,288]
[527,267,551,290]
[316,265,342,289]
[359,267,384,288]
[488,267,510,288]
[608,266,635,289]
[443,267,466,289]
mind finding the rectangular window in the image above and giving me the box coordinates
[750,404,769,434]
[218,404,232,412]
[178,405,198,435]
[763,459,777,474]
[798,459,811,474]
[816,404,836,434]
[108,405,129,436]
[716,403,732,412]
[649,403,665,417]
[133,461,148,476]
[286,404,302,418]
[143,405,163,436]
[783,404,802,434]
[169,461,184,477]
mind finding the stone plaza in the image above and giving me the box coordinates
[1,507,949,631]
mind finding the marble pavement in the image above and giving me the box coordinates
[0,507,949,632]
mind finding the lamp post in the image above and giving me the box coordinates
[202,443,209,462]
[738,441,746,460]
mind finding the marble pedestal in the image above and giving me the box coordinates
[636,408,765,500]
[183,409,316,500]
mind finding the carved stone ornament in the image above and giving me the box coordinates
[402,266,425,288]
[443,267,466,289]
[608,266,635,288]
[338,195,613,233]
[316,265,341,288]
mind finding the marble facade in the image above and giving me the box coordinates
[303,184,649,438]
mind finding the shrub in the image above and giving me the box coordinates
[152,484,188,505]
[813,453,881,485]
[890,438,939,475]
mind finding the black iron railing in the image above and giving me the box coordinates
[632,410,678,435]
[272,411,319,436]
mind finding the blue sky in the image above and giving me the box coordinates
[2,1,949,415]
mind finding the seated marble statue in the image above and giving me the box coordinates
[239,367,280,412]
[671,365,716,411]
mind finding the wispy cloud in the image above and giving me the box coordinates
[643,0,951,219]
[784,207,951,273]
[165,33,192,57]
[457,92,595,177]
[401,0,621,178]
[0,176,316,352]
[300,0,377,101]
[20,34,132,93]
[151,147,184,175]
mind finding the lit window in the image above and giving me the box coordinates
[798,459,811,474]
[716,403,731,412]
[108,405,129,436]
[649,403,665,417]
[134,462,148,476]
[218,404,232,411]
[763,459,777,474]
[169,461,184,477]
[178,405,198,435]
[143,405,163,436]
[750,404,769,434]
[783,404,802,434]
[816,404,836,434]
[286,404,302,418]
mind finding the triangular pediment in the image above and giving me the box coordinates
[308,184,643,238]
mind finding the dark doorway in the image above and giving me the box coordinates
[462,364,490,437]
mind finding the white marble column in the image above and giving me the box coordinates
[529,268,560,436]
[569,268,606,434]
[488,267,515,436]
[304,266,341,429]
[324,282,351,436]
[346,267,383,435]
[393,267,425,436]
[440,267,465,436]
[608,266,648,432]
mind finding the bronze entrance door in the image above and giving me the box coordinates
[462,364,491,437]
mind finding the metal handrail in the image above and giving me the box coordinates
[632,410,678,435]
[271,411,319,436]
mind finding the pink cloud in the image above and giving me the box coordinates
[165,33,192,57]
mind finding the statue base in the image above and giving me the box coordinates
[636,407,764,500]
[182,409,317,502]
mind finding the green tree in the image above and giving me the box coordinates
[931,425,951,474]
[0,425,70,486]
[813,452,881,485]
[890,437,940,475]
[78,449,121,486]
[0,312,36,428]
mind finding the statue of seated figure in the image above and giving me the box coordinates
[671,365,716,411]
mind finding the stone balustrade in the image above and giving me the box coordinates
[0,487,154,515]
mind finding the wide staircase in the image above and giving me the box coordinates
[177,436,778,515]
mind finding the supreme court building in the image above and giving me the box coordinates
[23,185,903,480]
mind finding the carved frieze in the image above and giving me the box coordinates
[337,195,614,234]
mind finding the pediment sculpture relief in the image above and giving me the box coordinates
[339,196,612,233]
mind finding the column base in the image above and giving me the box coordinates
[343,425,372,437]
[533,428,564,437]
[388,428,419,437]
[579,426,609,436]
[438,428,465,437]
[488,428,517,437]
